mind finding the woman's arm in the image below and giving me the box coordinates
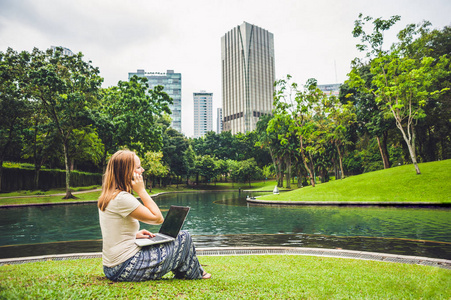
[129,172,164,225]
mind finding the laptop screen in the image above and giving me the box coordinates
[159,206,190,238]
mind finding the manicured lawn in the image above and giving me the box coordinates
[0,255,449,299]
[258,160,451,203]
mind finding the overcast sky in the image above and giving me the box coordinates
[1,0,450,137]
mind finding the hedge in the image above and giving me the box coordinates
[1,167,102,192]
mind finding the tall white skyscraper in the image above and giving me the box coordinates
[217,108,223,133]
[221,21,275,134]
[193,91,213,138]
[128,69,182,132]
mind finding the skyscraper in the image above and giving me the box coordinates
[318,83,341,97]
[193,91,213,138]
[128,69,182,132]
[217,108,223,133]
[51,46,74,56]
[221,22,275,134]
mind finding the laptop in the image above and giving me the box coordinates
[135,205,190,247]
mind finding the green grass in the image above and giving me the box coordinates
[259,160,451,203]
[0,185,101,198]
[0,255,449,299]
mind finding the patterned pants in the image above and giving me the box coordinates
[103,230,204,281]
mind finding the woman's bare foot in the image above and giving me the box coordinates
[202,271,211,279]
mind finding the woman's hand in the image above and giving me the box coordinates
[131,172,145,194]
[136,229,155,239]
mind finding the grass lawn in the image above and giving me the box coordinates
[0,255,449,299]
[258,160,451,203]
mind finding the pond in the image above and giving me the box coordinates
[1,191,450,259]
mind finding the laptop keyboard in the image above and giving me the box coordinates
[151,235,169,242]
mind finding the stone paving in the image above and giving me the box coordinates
[1,246,450,270]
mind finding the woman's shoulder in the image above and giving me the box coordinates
[114,191,138,203]
[109,191,140,214]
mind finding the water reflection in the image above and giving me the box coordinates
[0,191,450,259]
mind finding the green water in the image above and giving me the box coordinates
[0,191,450,259]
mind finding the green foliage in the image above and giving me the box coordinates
[143,152,169,179]
[229,158,263,186]
[348,14,451,174]
[162,127,189,179]
[96,76,172,159]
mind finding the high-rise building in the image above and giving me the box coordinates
[128,69,182,132]
[217,108,223,133]
[221,21,275,134]
[193,91,213,138]
[318,83,341,97]
[51,46,74,56]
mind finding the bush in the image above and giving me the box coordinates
[1,167,102,192]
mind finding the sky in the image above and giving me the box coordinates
[1,0,450,137]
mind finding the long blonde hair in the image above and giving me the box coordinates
[98,150,136,211]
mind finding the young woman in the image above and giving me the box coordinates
[98,150,211,281]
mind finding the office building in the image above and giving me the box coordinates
[51,46,74,56]
[318,83,341,97]
[221,21,275,134]
[128,69,182,132]
[193,91,213,138]
[217,108,223,133]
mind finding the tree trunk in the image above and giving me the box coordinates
[34,166,41,190]
[299,136,315,187]
[0,162,3,192]
[285,155,291,189]
[396,119,421,174]
[268,147,279,185]
[102,148,108,173]
[278,160,284,187]
[297,171,303,188]
[63,142,75,199]
[376,132,391,169]
[336,143,345,179]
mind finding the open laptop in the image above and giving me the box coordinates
[135,205,190,247]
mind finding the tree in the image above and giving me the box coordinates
[256,114,283,185]
[215,159,229,182]
[326,98,357,179]
[233,158,262,187]
[273,75,330,187]
[67,128,104,170]
[162,127,189,185]
[198,155,218,184]
[29,47,103,198]
[183,145,196,185]
[267,110,297,188]
[21,110,60,189]
[341,75,395,170]
[0,48,34,191]
[94,76,172,170]
[143,151,169,190]
[401,25,451,161]
[349,14,450,174]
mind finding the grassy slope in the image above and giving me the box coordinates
[258,160,451,203]
[0,256,449,299]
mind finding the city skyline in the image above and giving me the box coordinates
[1,0,450,137]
